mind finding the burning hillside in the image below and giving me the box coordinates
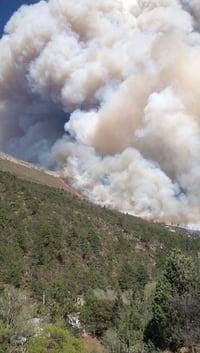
[1,0,200,225]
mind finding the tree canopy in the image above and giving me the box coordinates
[144,250,200,352]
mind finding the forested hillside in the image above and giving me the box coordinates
[0,170,200,353]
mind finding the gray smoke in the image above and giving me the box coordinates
[1,0,200,224]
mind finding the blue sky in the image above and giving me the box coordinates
[0,0,40,37]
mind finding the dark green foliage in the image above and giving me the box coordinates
[174,289,200,349]
[1,170,200,351]
[2,169,198,307]
[134,264,149,290]
[119,262,135,290]
[144,250,200,351]
[80,289,114,336]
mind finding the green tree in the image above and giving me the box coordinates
[0,286,43,353]
[102,328,121,353]
[118,262,135,291]
[80,289,114,336]
[134,264,149,290]
[174,289,200,352]
[144,250,200,352]
[116,289,146,353]
[26,323,85,353]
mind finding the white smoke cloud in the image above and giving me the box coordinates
[1,0,200,224]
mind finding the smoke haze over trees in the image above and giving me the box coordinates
[1,0,200,224]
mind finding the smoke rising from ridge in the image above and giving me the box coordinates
[1,0,200,224]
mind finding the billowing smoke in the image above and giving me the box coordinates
[1,0,200,224]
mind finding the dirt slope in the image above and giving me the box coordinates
[0,152,66,190]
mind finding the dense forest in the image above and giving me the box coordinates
[0,170,200,353]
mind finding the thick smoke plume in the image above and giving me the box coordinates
[1,0,200,224]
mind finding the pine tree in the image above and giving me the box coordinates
[144,250,200,352]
